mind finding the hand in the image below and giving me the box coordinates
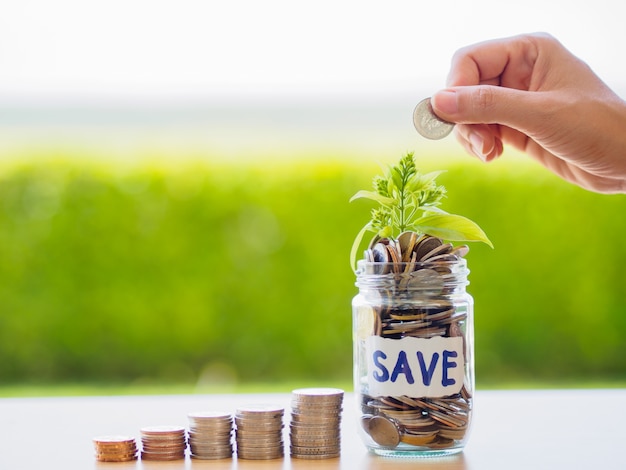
[431,33,626,194]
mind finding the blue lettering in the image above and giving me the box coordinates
[442,350,458,387]
[390,351,414,384]
[372,350,389,382]
[417,351,439,386]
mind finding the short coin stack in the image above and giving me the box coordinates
[289,388,344,459]
[187,411,233,460]
[235,404,284,460]
[140,425,187,461]
[93,436,137,462]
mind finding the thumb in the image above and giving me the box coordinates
[431,86,538,128]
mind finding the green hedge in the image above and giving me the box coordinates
[0,154,624,387]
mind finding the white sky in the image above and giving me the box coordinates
[1,0,625,104]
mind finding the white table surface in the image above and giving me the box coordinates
[1,389,624,470]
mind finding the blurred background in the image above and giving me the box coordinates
[1,0,625,396]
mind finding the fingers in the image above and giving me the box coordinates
[432,85,541,127]
[433,32,560,128]
[432,37,539,164]
[433,32,626,194]
[445,33,546,89]
[454,124,503,162]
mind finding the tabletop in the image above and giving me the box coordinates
[0,388,624,470]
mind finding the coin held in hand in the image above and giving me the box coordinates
[413,97,455,140]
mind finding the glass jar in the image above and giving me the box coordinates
[352,256,474,457]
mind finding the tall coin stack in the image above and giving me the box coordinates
[289,388,344,459]
[235,404,285,460]
[187,411,233,460]
[93,436,137,462]
[139,425,187,461]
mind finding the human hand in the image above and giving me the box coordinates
[431,33,626,194]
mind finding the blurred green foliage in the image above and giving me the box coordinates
[0,154,624,389]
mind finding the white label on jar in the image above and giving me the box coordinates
[366,336,464,398]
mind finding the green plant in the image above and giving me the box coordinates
[350,152,493,269]
[2,154,624,389]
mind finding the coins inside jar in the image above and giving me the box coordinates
[358,233,472,450]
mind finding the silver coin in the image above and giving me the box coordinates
[237,449,284,460]
[366,415,401,447]
[236,404,284,416]
[291,388,344,402]
[189,434,231,442]
[190,443,232,452]
[413,98,455,140]
[190,452,233,460]
[397,231,418,262]
[290,413,341,422]
[290,435,340,445]
[291,451,340,460]
[290,445,341,454]
[413,235,443,260]
[188,410,232,420]
[189,429,232,438]
[450,244,470,258]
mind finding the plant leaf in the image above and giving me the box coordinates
[420,170,447,184]
[350,222,374,272]
[413,213,494,248]
[406,170,445,192]
[349,190,395,206]
[421,205,449,215]
[390,166,404,193]
[349,152,493,269]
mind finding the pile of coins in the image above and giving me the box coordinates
[235,405,285,460]
[359,233,473,450]
[362,387,471,449]
[93,436,137,462]
[139,425,187,461]
[362,233,469,339]
[364,232,468,274]
[187,411,233,460]
[289,388,344,459]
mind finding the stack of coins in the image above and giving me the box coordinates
[187,411,233,460]
[140,425,187,461]
[93,436,137,462]
[289,388,344,459]
[235,404,284,460]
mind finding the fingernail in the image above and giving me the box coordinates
[432,90,458,116]
[469,133,487,162]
